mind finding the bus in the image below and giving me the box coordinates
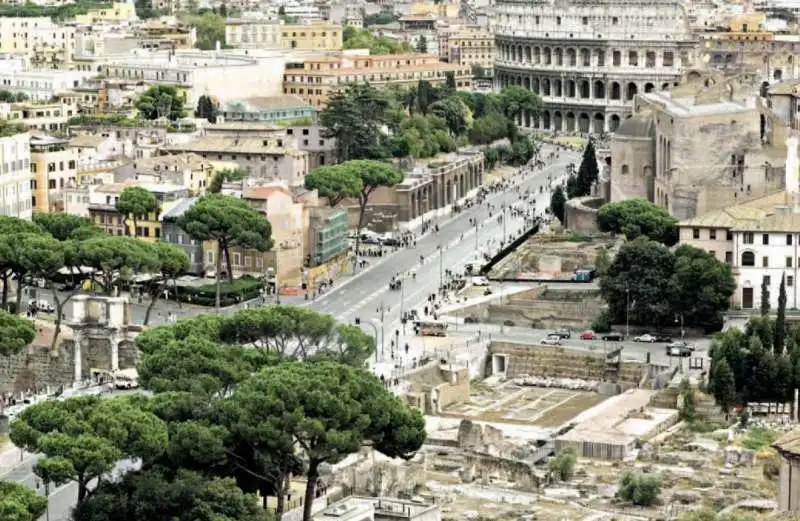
[414,320,448,337]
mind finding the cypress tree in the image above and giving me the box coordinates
[776,274,787,352]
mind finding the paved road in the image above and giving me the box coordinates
[308,144,579,357]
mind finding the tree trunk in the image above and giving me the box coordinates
[302,460,320,521]
[15,276,23,315]
[215,240,223,313]
[51,290,64,352]
[353,195,369,273]
[275,471,288,518]
[77,479,88,503]
[223,242,234,283]
[142,283,161,326]
[1,272,8,308]
[130,216,137,238]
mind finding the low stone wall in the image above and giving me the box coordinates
[565,196,604,232]
[490,341,644,384]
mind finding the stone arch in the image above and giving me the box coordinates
[524,110,531,127]
[544,47,552,65]
[626,82,638,100]
[741,250,755,267]
[566,79,576,97]
[566,48,577,66]
[579,80,590,99]
[553,78,562,97]
[578,113,590,133]
[517,45,523,62]
[524,46,532,63]
[532,78,540,93]
[580,47,591,66]
[542,78,551,96]
[593,80,605,99]
[686,70,702,82]
[533,46,541,64]
[554,47,563,66]
[524,76,531,90]
[565,112,576,132]
[553,111,562,131]
[661,82,670,90]
[543,110,552,130]
[593,113,604,134]
[609,114,621,132]
[644,82,655,93]
[610,81,621,100]
[774,69,784,81]
[532,112,541,129]
[704,77,716,87]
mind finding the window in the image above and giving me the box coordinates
[762,256,769,267]
[621,164,629,174]
[743,232,754,244]
[727,230,733,241]
[48,179,56,189]
[789,234,794,245]
[725,251,733,264]
[692,228,700,239]
[628,51,638,66]
[233,252,241,266]
[709,229,717,240]
[763,233,770,245]
[741,251,755,266]
[790,276,795,287]
[764,275,771,286]
[789,257,794,268]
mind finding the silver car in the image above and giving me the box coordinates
[541,335,562,346]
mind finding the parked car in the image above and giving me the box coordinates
[28,299,54,313]
[667,341,695,352]
[541,335,562,346]
[653,334,673,343]
[666,344,693,357]
[548,328,571,339]
[634,334,656,343]
[602,332,625,341]
[472,276,490,287]
[580,330,596,340]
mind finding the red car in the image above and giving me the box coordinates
[580,330,595,340]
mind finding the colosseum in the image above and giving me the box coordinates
[494,0,698,134]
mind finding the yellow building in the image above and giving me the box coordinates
[280,21,343,50]
[73,2,136,24]
[30,135,77,214]
[438,27,495,74]
[410,0,459,19]
[712,13,773,41]
[1,101,77,133]
[87,182,190,242]
[283,52,472,106]
[225,20,281,48]
[0,17,74,66]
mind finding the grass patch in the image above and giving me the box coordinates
[741,428,778,451]
[563,232,592,243]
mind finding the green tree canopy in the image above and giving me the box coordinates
[10,396,168,505]
[0,480,47,521]
[222,361,426,521]
[178,194,273,306]
[618,471,661,506]
[142,242,190,325]
[498,85,541,122]
[304,164,363,206]
[116,186,159,237]
[72,469,271,521]
[0,310,35,358]
[575,139,600,196]
[342,26,411,55]
[192,12,226,51]
[80,236,160,294]
[597,198,679,245]
[320,83,393,162]
[135,85,186,121]
[670,245,736,331]
[549,185,567,224]
[33,213,101,241]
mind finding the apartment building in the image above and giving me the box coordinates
[0,128,33,220]
[280,21,343,51]
[283,53,472,106]
[73,2,137,24]
[220,94,317,125]
[30,135,77,213]
[438,27,494,75]
[161,197,204,274]
[225,20,281,48]
[285,124,335,169]
[0,17,75,68]
[307,207,347,267]
[0,64,91,102]
[0,100,76,133]
[112,153,214,195]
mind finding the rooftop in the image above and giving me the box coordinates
[230,94,315,112]
[639,90,753,117]
[69,135,107,148]
[161,197,198,220]
[166,135,306,157]
[205,121,284,132]
[131,153,213,172]
[679,190,796,230]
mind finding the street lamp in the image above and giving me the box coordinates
[376,301,388,358]
[363,321,380,362]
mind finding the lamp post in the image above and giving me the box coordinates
[625,283,630,339]
[364,321,379,362]
[377,301,387,359]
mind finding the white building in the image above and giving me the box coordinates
[224,20,281,48]
[0,17,75,65]
[679,137,800,311]
[0,59,92,101]
[0,131,33,220]
[98,50,285,106]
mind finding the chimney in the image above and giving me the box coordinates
[786,135,799,194]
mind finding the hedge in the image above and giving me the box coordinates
[177,276,264,307]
